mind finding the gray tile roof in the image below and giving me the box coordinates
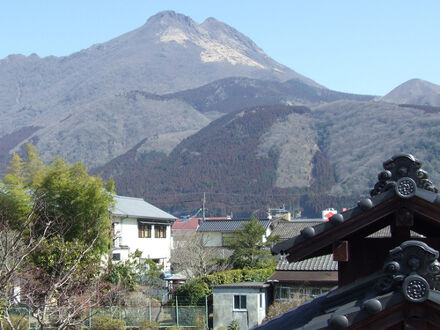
[276,254,338,271]
[197,219,271,232]
[111,195,176,220]
[271,220,325,240]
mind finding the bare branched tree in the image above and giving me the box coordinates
[171,233,231,279]
[0,199,114,330]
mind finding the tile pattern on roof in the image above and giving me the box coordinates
[276,254,337,271]
[112,195,176,220]
[271,220,324,240]
[197,218,271,232]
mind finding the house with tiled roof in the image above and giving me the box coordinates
[258,154,440,329]
[269,254,338,302]
[197,218,272,247]
[111,195,176,271]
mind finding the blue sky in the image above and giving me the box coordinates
[1,0,439,95]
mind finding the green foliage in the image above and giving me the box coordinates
[173,267,274,306]
[1,144,114,260]
[201,267,275,287]
[35,158,113,256]
[225,217,278,269]
[139,319,160,329]
[228,319,240,330]
[174,278,210,306]
[106,250,163,291]
[0,314,29,330]
[91,315,126,330]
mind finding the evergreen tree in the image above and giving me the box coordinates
[225,217,278,269]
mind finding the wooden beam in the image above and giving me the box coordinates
[333,241,349,262]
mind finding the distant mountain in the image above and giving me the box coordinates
[4,11,440,217]
[382,79,440,106]
[0,10,323,171]
[96,101,440,217]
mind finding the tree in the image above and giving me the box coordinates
[106,249,163,292]
[0,145,115,329]
[225,217,279,269]
[171,233,231,278]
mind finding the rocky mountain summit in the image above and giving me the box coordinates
[2,11,440,216]
[0,11,321,170]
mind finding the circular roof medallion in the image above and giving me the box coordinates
[395,177,416,199]
[403,275,429,302]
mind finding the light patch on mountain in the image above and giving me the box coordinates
[158,23,265,68]
[136,130,201,157]
[257,112,318,188]
[159,27,190,45]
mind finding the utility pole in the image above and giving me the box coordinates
[202,192,206,221]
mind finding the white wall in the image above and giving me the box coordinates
[112,217,173,271]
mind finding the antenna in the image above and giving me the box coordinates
[202,192,206,220]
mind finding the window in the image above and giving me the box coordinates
[259,293,263,308]
[112,253,121,261]
[155,225,166,238]
[138,223,151,238]
[234,295,247,310]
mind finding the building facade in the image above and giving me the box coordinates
[111,195,176,271]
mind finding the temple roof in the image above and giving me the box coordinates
[258,241,440,329]
[271,153,440,263]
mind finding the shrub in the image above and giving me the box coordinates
[263,295,309,322]
[139,319,160,329]
[228,319,240,330]
[174,279,210,305]
[91,315,125,330]
[0,315,29,330]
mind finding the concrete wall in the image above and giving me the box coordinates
[213,287,267,330]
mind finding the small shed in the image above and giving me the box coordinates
[213,282,270,330]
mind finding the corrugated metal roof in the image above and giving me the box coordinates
[276,254,338,271]
[197,219,271,232]
[111,195,176,220]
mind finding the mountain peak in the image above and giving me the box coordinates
[145,10,196,27]
[382,78,440,106]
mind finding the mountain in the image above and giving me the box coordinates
[4,11,440,217]
[0,10,323,171]
[382,79,440,106]
[95,100,440,217]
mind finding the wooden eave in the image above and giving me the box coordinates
[282,192,440,263]
[268,270,338,284]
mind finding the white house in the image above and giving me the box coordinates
[110,195,176,271]
[196,219,272,247]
